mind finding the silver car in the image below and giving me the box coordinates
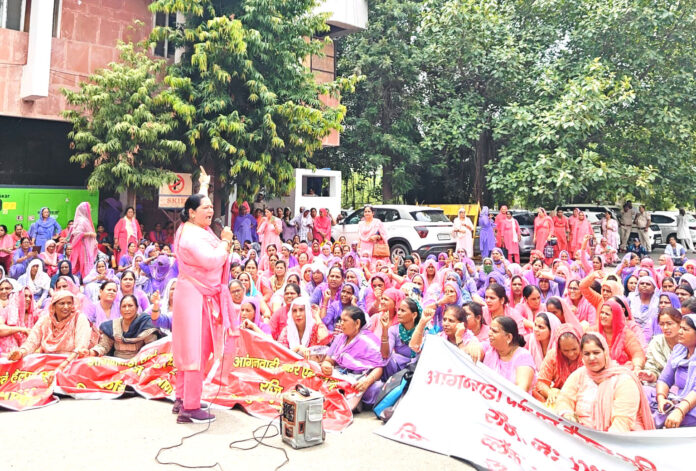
[479,210,535,257]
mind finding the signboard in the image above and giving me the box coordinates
[378,336,686,471]
[422,203,481,227]
[158,173,193,209]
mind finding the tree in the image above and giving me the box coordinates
[335,0,696,208]
[487,0,696,208]
[63,42,186,206]
[312,0,425,203]
[149,0,355,209]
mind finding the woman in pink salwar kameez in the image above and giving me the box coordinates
[501,212,522,263]
[257,208,283,256]
[113,207,142,266]
[68,202,98,280]
[358,205,388,260]
[533,208,553,252]
[171,173,238,424]
[570,211,593,255]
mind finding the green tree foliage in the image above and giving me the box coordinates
[149,0,355,203]
[334,0,696,208]
[312,0,424,203]
[62,43,186,198]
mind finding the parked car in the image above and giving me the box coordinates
[332,205,455,261]
[480,210,535,257]
[649,211,696,247]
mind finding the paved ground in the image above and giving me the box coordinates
[4,396,474,471]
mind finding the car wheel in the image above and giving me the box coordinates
[390,243,410,263]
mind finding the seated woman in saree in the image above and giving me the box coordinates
[239,296,272,337]
[116,269,150,311]
[17,259,50,308]
[0,280,32,353]
[268,282,301,339]
[638,307,682,385]
[463,301,489,343]
[7,291,94,370]
[563,279,596,327]
[321,282,360,332]
[422,280,465,333]
[140,253,177,296]
[410,304,485,361]
[528,312,562,370]
[321,305,385,409]
[84,295,161,359]
[84,280,120,326]
[238,272,271,319]
[483,316,536,393]
[534,323,583,406]
[483,283,527,336]
[556,333,656,432]
[651,314,696,428]
[83,258,116,303]
[50,260,80,289]
[278,297,332,358]
[9,237,39,279]
[39,240,61,277]
[593,299,646,373]
[368,287,404,338]
[379,297,421,376]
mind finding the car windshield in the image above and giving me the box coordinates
[410,210,449,223]
[513,213,535,226]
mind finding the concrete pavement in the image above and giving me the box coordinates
[4,396,474,471]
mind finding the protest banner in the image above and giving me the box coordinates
[377,335,691,471]
[0,330,355,431]
[0,354,63,411]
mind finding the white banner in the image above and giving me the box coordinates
[377,336,693,471]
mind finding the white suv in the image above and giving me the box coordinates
[332,205,455,261]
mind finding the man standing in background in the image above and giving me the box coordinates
[620,201,636,251]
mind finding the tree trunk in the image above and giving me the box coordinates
[474,128,494,206]
[119,187,137,211]
[382,159,394,202]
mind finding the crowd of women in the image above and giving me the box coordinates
[3,199,696,433]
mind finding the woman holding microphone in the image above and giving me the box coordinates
[172,168,238,424]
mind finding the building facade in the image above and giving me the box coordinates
[0,0,367,185]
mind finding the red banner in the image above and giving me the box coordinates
[0,330,355,431]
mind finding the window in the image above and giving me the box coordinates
[344,210,363,225]
[154,11,176,58]
[302,176,330,197]
[410,210,449,223]
[0,0,61,37]
[1,0,25,30]
[650,215,673,225]
[514,213,535,226]
[383,210,400,222]
[373,209,388,222]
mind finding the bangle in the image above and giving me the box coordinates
[381,339,389,344]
